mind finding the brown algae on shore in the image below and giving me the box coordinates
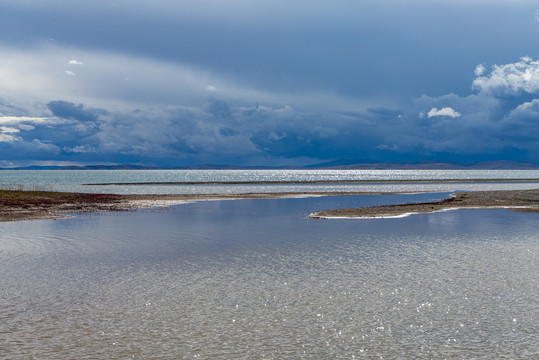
[0,190,129,221]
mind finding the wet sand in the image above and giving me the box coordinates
[309,188,539,219]
[1,188,539,222]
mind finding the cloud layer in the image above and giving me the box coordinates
[1,1,539,166]
[2,53,539,165]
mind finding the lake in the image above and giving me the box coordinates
[1,189,537,359]
[1,169,539,194]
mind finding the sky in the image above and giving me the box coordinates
[1,0,539,167]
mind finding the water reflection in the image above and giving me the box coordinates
[0,194,537,359]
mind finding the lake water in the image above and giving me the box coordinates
[1,169,539,194]
[1,171,538,358]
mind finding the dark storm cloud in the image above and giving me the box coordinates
[47,101,107,122]
[0,139,60,160]
[3,1,537,101]
[205,99,232,119]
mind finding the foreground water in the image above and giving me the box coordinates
[1,193,537,359]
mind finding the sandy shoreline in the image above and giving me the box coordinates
[309,188,539,219]
[1,188,538,222]
[0,190,394,222]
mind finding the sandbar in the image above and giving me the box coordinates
[309,188,539,219]
[0,190,393,222]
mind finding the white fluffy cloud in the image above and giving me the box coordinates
[427,107,461,118]
[472,57,539,96]
[474,64,486,76]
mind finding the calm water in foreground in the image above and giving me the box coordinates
[0,193,537,359]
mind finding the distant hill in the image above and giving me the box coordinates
[1,164,162,170]
[2,160,539,170]
[305,159,380,168]
[306,160,539,170]
[0,164,301,171]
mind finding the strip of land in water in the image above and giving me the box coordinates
[0,190,394,222]
[1,188,538,222]
[85,179,539,185]
[309,188,539,219]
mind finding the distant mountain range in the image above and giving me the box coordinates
[306,159,539,170]
[2,160,539,170]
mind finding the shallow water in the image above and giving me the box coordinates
[0,194,537,359]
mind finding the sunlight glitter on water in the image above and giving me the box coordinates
[1,169,539,194]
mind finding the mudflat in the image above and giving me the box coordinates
[309,188,539,218]
[0,191,129,221]
[0,190,386,222]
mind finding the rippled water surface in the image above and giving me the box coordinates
[1,193,537,359]
[1,169,539,194]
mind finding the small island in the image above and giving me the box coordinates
[309,188,539,219]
